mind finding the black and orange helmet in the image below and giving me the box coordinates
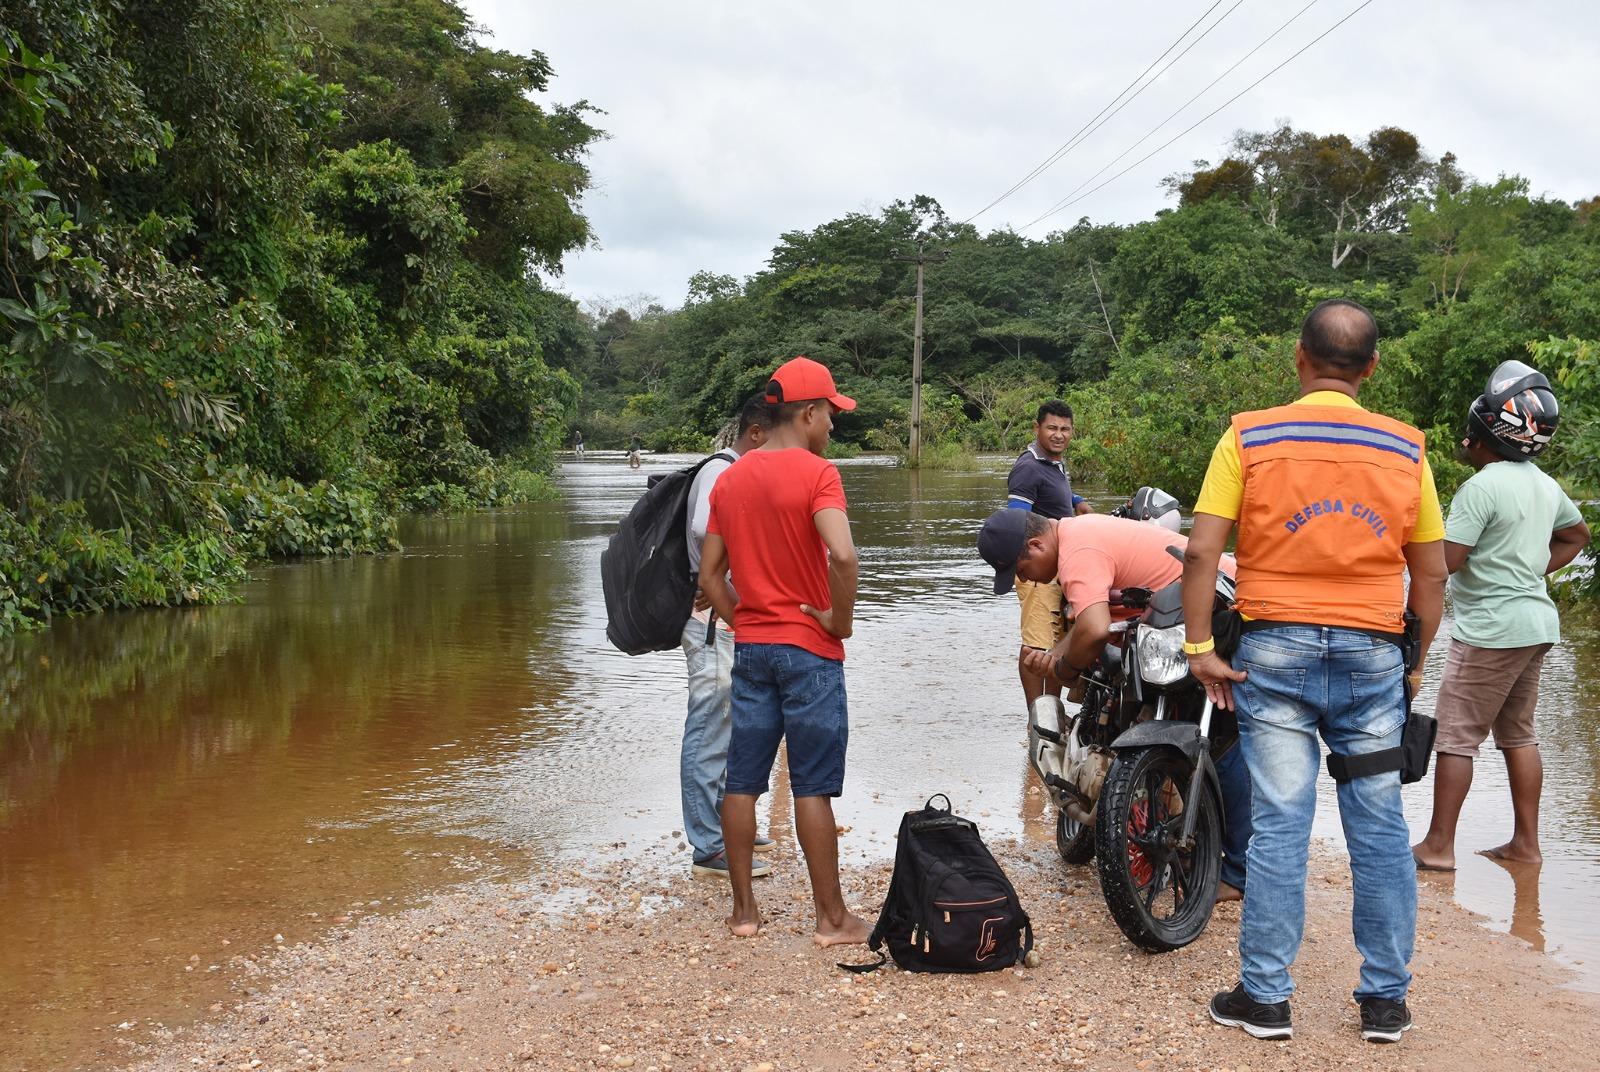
[1465,360,1560,461]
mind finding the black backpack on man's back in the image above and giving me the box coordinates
[601,450,735,655]
[843,795,1033,974]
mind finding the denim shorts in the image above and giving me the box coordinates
[726,642,848,798]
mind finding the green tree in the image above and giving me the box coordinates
[1109,199,1306,349]
[303,0,601,274]
[1406,176,1532,308]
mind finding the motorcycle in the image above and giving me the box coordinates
[1028,548,1240,952]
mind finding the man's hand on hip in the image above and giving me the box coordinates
[800,603,852,639]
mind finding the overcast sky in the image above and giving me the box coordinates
[461,0,1599,308]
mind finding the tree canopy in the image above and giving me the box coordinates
[0,0,600,633]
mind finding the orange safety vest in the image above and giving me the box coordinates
[1232,403,1425,633]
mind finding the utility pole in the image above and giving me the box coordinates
[892,243,950,467]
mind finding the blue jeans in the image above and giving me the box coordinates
[727,642,848,798]
[1216,740,1251,892]
[1233,626,1415,1004]
[681,617,735,863]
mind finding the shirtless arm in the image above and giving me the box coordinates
[1402,539,1447,687]
[1182,512,1247,710]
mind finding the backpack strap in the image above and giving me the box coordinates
[837,931,888,974]
[837,949,887,974]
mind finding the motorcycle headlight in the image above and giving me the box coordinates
[1136,623,1190,686]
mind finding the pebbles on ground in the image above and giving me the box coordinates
[121,844,1598,1072]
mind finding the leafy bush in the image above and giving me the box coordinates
[212,466,398,558]
[0,499,243,631]
[866,389,973,468]
[490,466,559,505]
[0,3,593,637]
[1068,325,1297,504]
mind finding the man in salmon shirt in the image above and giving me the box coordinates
[698,356,871,946]
[977,509,1250,901]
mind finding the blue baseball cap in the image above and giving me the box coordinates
[977,508,1031,595]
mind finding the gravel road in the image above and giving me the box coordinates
[123,840,1599,1072]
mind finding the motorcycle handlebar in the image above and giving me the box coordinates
[1108,586,1152,610]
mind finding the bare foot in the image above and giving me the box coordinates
[725,910,762,938]
[813,911,872,947]
[1216,881,1242,904]
[1481,842,1542,865]
[1411,844,1455,872]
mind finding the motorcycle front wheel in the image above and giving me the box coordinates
[1055,806,1095,864]
[1094,745,1220,952]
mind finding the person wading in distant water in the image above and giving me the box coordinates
[1182,299,1447,1045]
[1412,362,1588,872]
[698,356,869,946]
[1006,400,1092,710]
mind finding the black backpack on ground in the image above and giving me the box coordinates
[842,795,1033,974]
[601,450,735,655]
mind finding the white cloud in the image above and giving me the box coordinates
[463,0,1600,305]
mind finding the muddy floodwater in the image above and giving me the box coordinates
[3,455,1598,1069]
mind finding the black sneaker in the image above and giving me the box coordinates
[1209,983,1293,1040]
[1359,997,1412,1043]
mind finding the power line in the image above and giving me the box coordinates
[1025,0,1322,223]
[1022,0,1379,230]
[960,0,1228,225]
[1017,0,1250,213]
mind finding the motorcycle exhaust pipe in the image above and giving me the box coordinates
[1065,799,1095,826]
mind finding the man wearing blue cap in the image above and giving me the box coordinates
[977,507,1251,902]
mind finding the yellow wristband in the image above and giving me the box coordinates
[1182,637,1215,656]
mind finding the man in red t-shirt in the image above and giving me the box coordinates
[699,356,870,946]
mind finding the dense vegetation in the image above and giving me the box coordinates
[1,0,600,634]
[570,126,1598,595]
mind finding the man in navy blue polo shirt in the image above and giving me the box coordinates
[1006,400,1090,707]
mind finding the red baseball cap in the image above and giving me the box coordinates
[764,356,856,412]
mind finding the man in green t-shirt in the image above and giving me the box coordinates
[1413,362,1590,872]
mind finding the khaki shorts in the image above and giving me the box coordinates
[1433,638,1553,758]
[1017,578,1064,650]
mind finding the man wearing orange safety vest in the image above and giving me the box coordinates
[1179,300,1447,1046]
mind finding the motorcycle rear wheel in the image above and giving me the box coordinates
[1055,807,1095,864]
[1094,745,1220,952]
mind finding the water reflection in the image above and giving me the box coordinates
[0,508,583,1067]
[1489,856,1548,953]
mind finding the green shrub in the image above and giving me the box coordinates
[489,466,558,505]
[213,466,398,557]
[0,499,244,631]
[866,390,971,468]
